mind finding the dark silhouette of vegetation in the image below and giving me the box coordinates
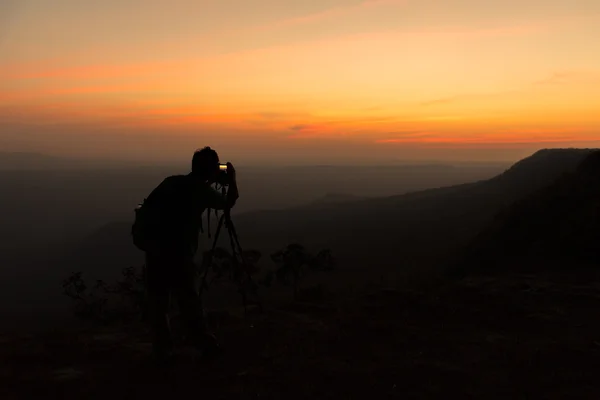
[63,243,335,321]
[198,247,263,312]
[62,266,146,323]
[200,248,262,287]
[62,272,109,321]
[265,244,335,300]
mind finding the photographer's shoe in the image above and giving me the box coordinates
[195,333,224,362]
[153,349,176,367]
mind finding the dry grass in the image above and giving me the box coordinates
[3,271,600,399]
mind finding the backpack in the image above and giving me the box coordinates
[131,199,152,252]
[131,175,183,252]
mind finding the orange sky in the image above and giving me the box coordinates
[1,0,600,164]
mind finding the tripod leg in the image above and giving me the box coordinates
[224,217,248,313]
[224,214,264,314]
[211,213,226,252]
[198,213,226,297]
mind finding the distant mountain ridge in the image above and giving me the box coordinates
[0,152,74,169]
[309,193,370,205]
[0,152,161,170]
[451,149,600,275]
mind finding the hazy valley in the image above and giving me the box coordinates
[0,153,510,319]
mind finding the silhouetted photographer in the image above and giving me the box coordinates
[132,146,239,364]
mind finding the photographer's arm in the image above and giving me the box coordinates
[222,162,239,209]
[202,162,239,210]
[226,177,239,209]
[203,188,228,210]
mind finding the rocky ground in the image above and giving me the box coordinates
[3,270,600,399]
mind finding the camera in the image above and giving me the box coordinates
[216,163,230,185]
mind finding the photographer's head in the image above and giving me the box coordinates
[192,146,220,183]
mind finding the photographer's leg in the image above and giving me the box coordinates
[145,252,174,363]
[173,256,221,358]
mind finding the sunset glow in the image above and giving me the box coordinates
[2,0,600,163]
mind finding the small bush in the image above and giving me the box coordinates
[62,243,336,322]
[62,266,146,324]
[266,244,335,300]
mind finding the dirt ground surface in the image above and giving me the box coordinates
[3,271,600,399]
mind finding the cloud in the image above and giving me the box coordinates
[374,128,600,147]
[0,60,181,80]
[289,124,315,131]
[0,17,559,89]
[285,122,352,139]
[254,111,312,120]
[532,71,576,86]
[0,82,162,104]
[530,70,600,88]
[375,130,443,143]
[257,112,288,119]
[417,75,577,109]
[286,124,326,138]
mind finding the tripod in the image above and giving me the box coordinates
[198,201,263,314]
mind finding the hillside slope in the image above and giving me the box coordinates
[232,148,598,270]
[451,149,600,275]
